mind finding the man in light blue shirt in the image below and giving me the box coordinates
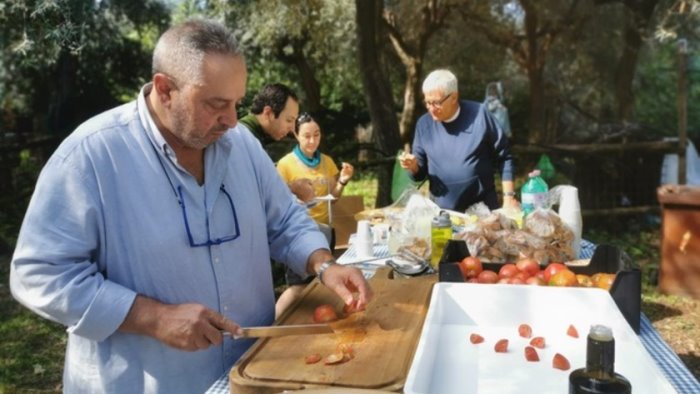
[10,19,371,393]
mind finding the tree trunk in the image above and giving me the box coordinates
[400,60,421,145]
[356,0,402,207]
[613,0,659,123]
[279,39,323,113]
[522,3,547,144]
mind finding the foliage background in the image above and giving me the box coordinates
[0,1,699,391]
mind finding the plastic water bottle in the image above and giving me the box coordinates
[521,169,549,216]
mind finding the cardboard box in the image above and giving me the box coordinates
[657,185,700,298]
[331,195,364,250]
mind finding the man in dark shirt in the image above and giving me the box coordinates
[400,69,517,211]
[239,83,314,202]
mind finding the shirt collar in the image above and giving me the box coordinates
[137,83,176,162]
[444,104,461,123]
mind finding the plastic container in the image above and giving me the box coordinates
[557,186,583,258]
[430,211,452,268]
[521,169,549,216]
[439,244,641,333]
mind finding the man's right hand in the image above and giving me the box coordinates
[288,178,315,202]
[398,152,419,175]
[120,295,242,351]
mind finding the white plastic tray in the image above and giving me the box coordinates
[404,283,677,394]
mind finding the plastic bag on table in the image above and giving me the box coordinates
[363,188,438,260]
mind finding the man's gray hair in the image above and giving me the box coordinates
[422,69,458,95]
[152,18,242,85]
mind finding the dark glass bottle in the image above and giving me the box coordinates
[569,325,632,394]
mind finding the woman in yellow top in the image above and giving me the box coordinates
[277,112,354,224]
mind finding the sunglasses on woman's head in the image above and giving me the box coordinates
[296,112,313,125]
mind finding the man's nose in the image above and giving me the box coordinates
[219,107,238,128]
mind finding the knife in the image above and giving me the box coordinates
[222,323,334,339]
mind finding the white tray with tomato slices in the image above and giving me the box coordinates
[404,283,676,394]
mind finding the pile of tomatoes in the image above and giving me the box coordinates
[457,256,616,290]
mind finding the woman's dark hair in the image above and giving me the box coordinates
[250,83,298,117]
[295,112,317,133]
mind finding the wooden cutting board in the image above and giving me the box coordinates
[229,268,436,393]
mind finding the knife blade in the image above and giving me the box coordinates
[222,323,334,339]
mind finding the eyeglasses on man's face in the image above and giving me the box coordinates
[177,184,240,247]
[424,93,452,109]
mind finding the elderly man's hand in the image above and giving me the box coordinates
[398,151,419,175]
[288,178,315,202]
[321,264,373,310]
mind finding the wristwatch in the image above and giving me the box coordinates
[504,191,516,197]
[318,259,337,284]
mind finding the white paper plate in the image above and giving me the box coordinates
[404,283,677,394]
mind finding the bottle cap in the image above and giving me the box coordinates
[432,210,452,227]
[589,324,613,341]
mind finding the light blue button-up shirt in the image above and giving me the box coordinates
[10,85,328,393]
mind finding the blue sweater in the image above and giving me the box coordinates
[411,99,514,211]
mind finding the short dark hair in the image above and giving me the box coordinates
[250,83,298,117]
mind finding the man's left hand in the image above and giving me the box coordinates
[321,264,373,310]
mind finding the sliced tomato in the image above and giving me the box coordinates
[305,353,322,364]
[343,300,365,315]
[313,304,338,323]
[324,352,346,365]
[518,323,532,338]
[552,353,571,371]
[530,336,545,349]
[494,339,509,353]
[524,346,539,362]
[469,333,485,344]
[567,324,579,338]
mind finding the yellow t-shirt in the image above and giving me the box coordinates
[277,152,339,224]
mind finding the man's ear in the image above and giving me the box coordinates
[152,73,176,107]
[262,105,276,120]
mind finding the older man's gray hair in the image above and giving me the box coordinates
[422,69,458,95]
[152,18,242,86]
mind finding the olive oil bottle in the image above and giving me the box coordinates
[569,325,632,393]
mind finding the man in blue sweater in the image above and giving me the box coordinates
[400,69,517,211]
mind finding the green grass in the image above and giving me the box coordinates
[343,170,378,209]
[0,258,65,393]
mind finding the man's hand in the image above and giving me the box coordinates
[307,250,373,310]
[120,296,242,351]
[502,195,520,209]
[321,264,373,310]
[288,178,315,202]
[398,151,418,175]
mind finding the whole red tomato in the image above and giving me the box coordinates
[516,258,540,277]
[548,269,578,287]
[459,256,483,279]
[543,262,568,283]
[498,263,519,279]
[313,304,338,323]
[477,270,499,284]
